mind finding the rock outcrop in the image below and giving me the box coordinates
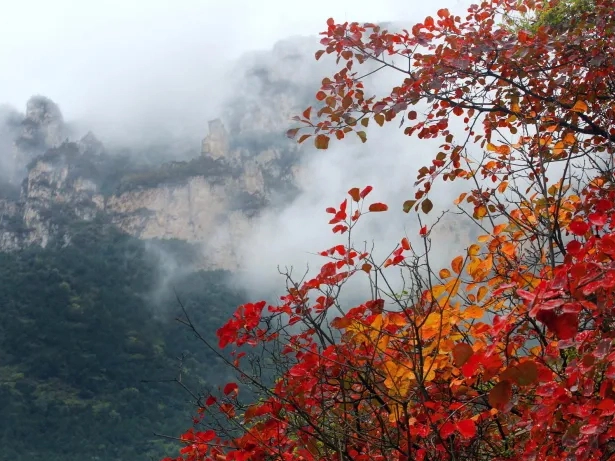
[0,36,332,268]
[0,109,300,270]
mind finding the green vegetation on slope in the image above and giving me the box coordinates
[0,220,246,461]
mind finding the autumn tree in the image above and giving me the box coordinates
[164,1,615,460]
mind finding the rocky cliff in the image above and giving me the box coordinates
[0,36,336,268]
[0,103,303,270]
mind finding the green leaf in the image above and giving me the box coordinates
[421,198,434,214]
[403,200,417,213]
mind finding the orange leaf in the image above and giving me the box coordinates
[552,141,565,156]
[315,134,330,150]
[477,286,489,302]
[563,132,576,145]
[401,237,411,250]
[451,256,464,274]
[454,192,467,205]
[468,244,481,257]
[303,106,312,119]
[463,305,484,319]
[348,187,361,202]
[362,263,372,273]
[474,205,488,219]
[439,268,451,279]
[369,203,388,212]
[571,100,588,113]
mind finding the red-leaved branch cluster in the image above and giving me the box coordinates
[164,1,615,460]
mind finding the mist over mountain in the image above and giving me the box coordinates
[0,33,346,461]
[0,1,479,459]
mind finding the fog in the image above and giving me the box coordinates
[0,0,477,305]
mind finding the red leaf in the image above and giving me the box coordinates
[589,212,607,227]
[360,185,373,199]
[488,380,512,410]
[348,187,361,202]
[223,382,238,396]
[439,421,455,438]
[401,237,411,251]
[368,203,388,212]
[566,240,583,256]
[569,220,590,236]
[453,343,474,367]
[316,90,327,101]
[195,430,216,443]
[456,419,476,438]
[419,225,428,236]
[552,312,579,340]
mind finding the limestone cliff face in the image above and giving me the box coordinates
[0,117,292,270]
[0,37,326,268]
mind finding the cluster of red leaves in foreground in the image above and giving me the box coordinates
[164,1,615,460]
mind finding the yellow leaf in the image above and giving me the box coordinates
[468,244,481,257]
[431,284,448,298]
[445,278,461,298]
[571,100,588,113]
[474,205,488,219]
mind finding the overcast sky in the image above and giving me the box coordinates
[0,0,469,140]
[0,0,476,299]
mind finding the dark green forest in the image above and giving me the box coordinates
[0,219,246,461]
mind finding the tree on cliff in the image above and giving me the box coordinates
[164,0,615,460]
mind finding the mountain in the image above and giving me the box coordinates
[0,102,301,270]
[0,36,325,461]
